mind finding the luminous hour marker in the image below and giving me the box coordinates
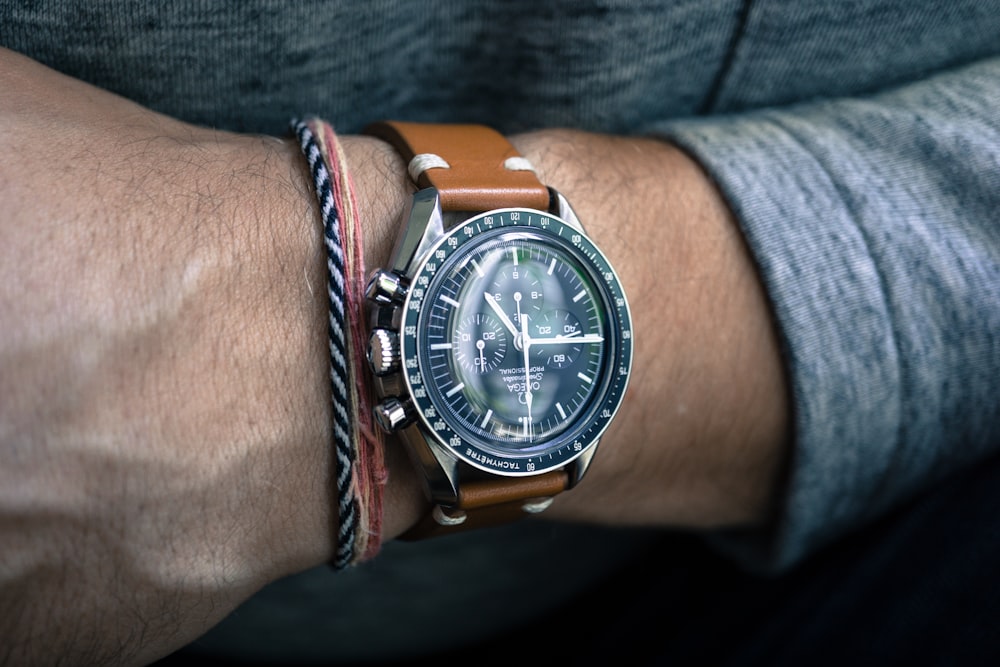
[470,259,484,277]
[446,382,466,397]
[430,343,453,350]
[480,409,494,428]
[439,295,461,308]
[572,290,586,303]
[577,372,593,384]
[555,402,567,419]
[511,248,519,265]
[547,258,556,275]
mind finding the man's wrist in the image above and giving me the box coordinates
[508,129,790,527]
[335,126,789,534]
[338,135,412,271]
[334,134,428,541]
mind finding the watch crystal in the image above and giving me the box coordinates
[401,209,632,475]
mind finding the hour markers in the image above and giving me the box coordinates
[547,258,556,275]
[511,248,519,265]
[439,295,461,308]
[470,259,484,277]
[480,409,494,428]
[572,289,586,303]
[430,343,453,350]
[577,372,593,384]
[446,382,466,397]
[555,402,567,419]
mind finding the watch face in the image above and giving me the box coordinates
[401,209,633,475]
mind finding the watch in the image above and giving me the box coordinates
[362,121,633,539]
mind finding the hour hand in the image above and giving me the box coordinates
[483,292,518,336]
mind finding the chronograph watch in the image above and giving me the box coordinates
[363,122,633,539]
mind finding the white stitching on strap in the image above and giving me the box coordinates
[503,156,536,173]
[408,153,450,182]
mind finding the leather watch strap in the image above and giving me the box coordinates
[400,470,569,541]
[364,121,551,212]
[366,121,571,538]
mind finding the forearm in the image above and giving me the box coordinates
[0,47,790,664]
[0,48,343,664]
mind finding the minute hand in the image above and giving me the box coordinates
[531,334,605,345]
[483,292,518,336]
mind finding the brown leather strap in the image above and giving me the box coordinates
[368,120,567,539]
[364,121,551,212]
[399,470,569,541]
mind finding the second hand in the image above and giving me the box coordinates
[521,312,532,440]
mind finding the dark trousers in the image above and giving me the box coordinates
[158,452,1000,666]
[448,452,1000,666]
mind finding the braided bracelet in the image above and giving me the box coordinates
[292,118,386,569]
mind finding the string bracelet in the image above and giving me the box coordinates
[320,119,388,564]
[292,117,387,568]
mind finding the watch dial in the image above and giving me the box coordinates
[402,210,632,475]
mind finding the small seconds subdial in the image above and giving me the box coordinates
[453,313,507,374]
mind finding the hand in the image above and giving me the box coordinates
[476,338,487,371]
[520,310,534,439]
[483,291,518,336]
[529,332,605,345]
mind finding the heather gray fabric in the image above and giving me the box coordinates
[3,0,999,660]
[657,57,1000,570]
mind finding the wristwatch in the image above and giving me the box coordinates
[363,121,633,539]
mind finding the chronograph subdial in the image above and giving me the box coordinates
[531,309,585,368]
[453,313,508,374]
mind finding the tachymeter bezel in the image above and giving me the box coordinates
[400,208,633,476]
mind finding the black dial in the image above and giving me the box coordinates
[400,209,632,475]
[422,235,603,446]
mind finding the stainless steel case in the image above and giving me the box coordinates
[367,187,607,509]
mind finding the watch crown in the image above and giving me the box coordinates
[367,328,401,376]
[365,269,408,305]
[373,397,415,432]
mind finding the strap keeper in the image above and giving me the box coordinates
[521,497,555,514]
[503,156,536,173]
[408,153,450,183]
[432,505,468,526]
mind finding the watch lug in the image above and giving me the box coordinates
[551,188,585,233]
[565,439,601,489]
[389,188,448,277]
[397,424,461,506]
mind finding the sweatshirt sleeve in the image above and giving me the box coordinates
[649,56,1000,573]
